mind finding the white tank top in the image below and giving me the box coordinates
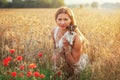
[54,27,59,48]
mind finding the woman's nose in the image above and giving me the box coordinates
[61,21,65,24]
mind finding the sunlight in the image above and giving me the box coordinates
[64,0,120,5]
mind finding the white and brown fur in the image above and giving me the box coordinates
[58,25,77,49]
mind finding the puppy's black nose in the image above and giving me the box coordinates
[70,32,73,35]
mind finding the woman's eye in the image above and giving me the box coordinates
[64,18,68,21]
[58,18,62,21]
[57,18,69,21]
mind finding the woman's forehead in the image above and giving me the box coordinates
[57,13,70,18]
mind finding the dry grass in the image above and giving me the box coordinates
[0,8,120,80]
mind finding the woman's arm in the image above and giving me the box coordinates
[51,28,64,61]
[64,46,76,66]
[63,34,82,66]
[51,28,56,49]
[51,28,60,61]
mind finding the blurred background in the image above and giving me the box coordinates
[0,0,120,9]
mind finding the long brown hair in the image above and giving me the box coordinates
[55,7,89,53]
[55,7,76,26]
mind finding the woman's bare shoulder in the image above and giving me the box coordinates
[73,34,82,50]
[51,27,57,34]
[74,34,83,43]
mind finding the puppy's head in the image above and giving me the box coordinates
[66,25,77,35]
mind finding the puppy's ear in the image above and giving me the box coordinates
[66,26,69,29]
[74,25,77,28]
[66,25,71,30]
[73,25,77,30]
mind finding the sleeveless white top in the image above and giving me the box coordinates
[54,27,77,49]
[54,27,59,48]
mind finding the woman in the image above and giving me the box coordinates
[51,7,89,80]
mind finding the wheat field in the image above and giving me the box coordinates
[0,8,120,80]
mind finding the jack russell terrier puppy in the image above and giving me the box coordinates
[58,25,77,49]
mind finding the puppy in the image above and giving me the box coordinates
[59,25,77,49]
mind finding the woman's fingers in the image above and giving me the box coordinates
[63,37,68,43]
[62,37,69,47]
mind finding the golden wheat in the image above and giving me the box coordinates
[0,8,120,80]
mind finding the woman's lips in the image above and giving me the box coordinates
[61,25,66,28]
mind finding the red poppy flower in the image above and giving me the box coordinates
[11,71,17,77]
[7,56,12,61]
[3,61,9,66]
[19,66,24,70]
[27,71,32,77]
[9,49,15,54]
[17,56,22,61]
[39,74,45,79]
[38,52,42,58]
[29,63,37,69]
[3,57,12,66]
[33,71,40,77]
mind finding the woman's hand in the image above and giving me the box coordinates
[62,37,70,48]
[62,37,72,55]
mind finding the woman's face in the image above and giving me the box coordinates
[56,13,71,29]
